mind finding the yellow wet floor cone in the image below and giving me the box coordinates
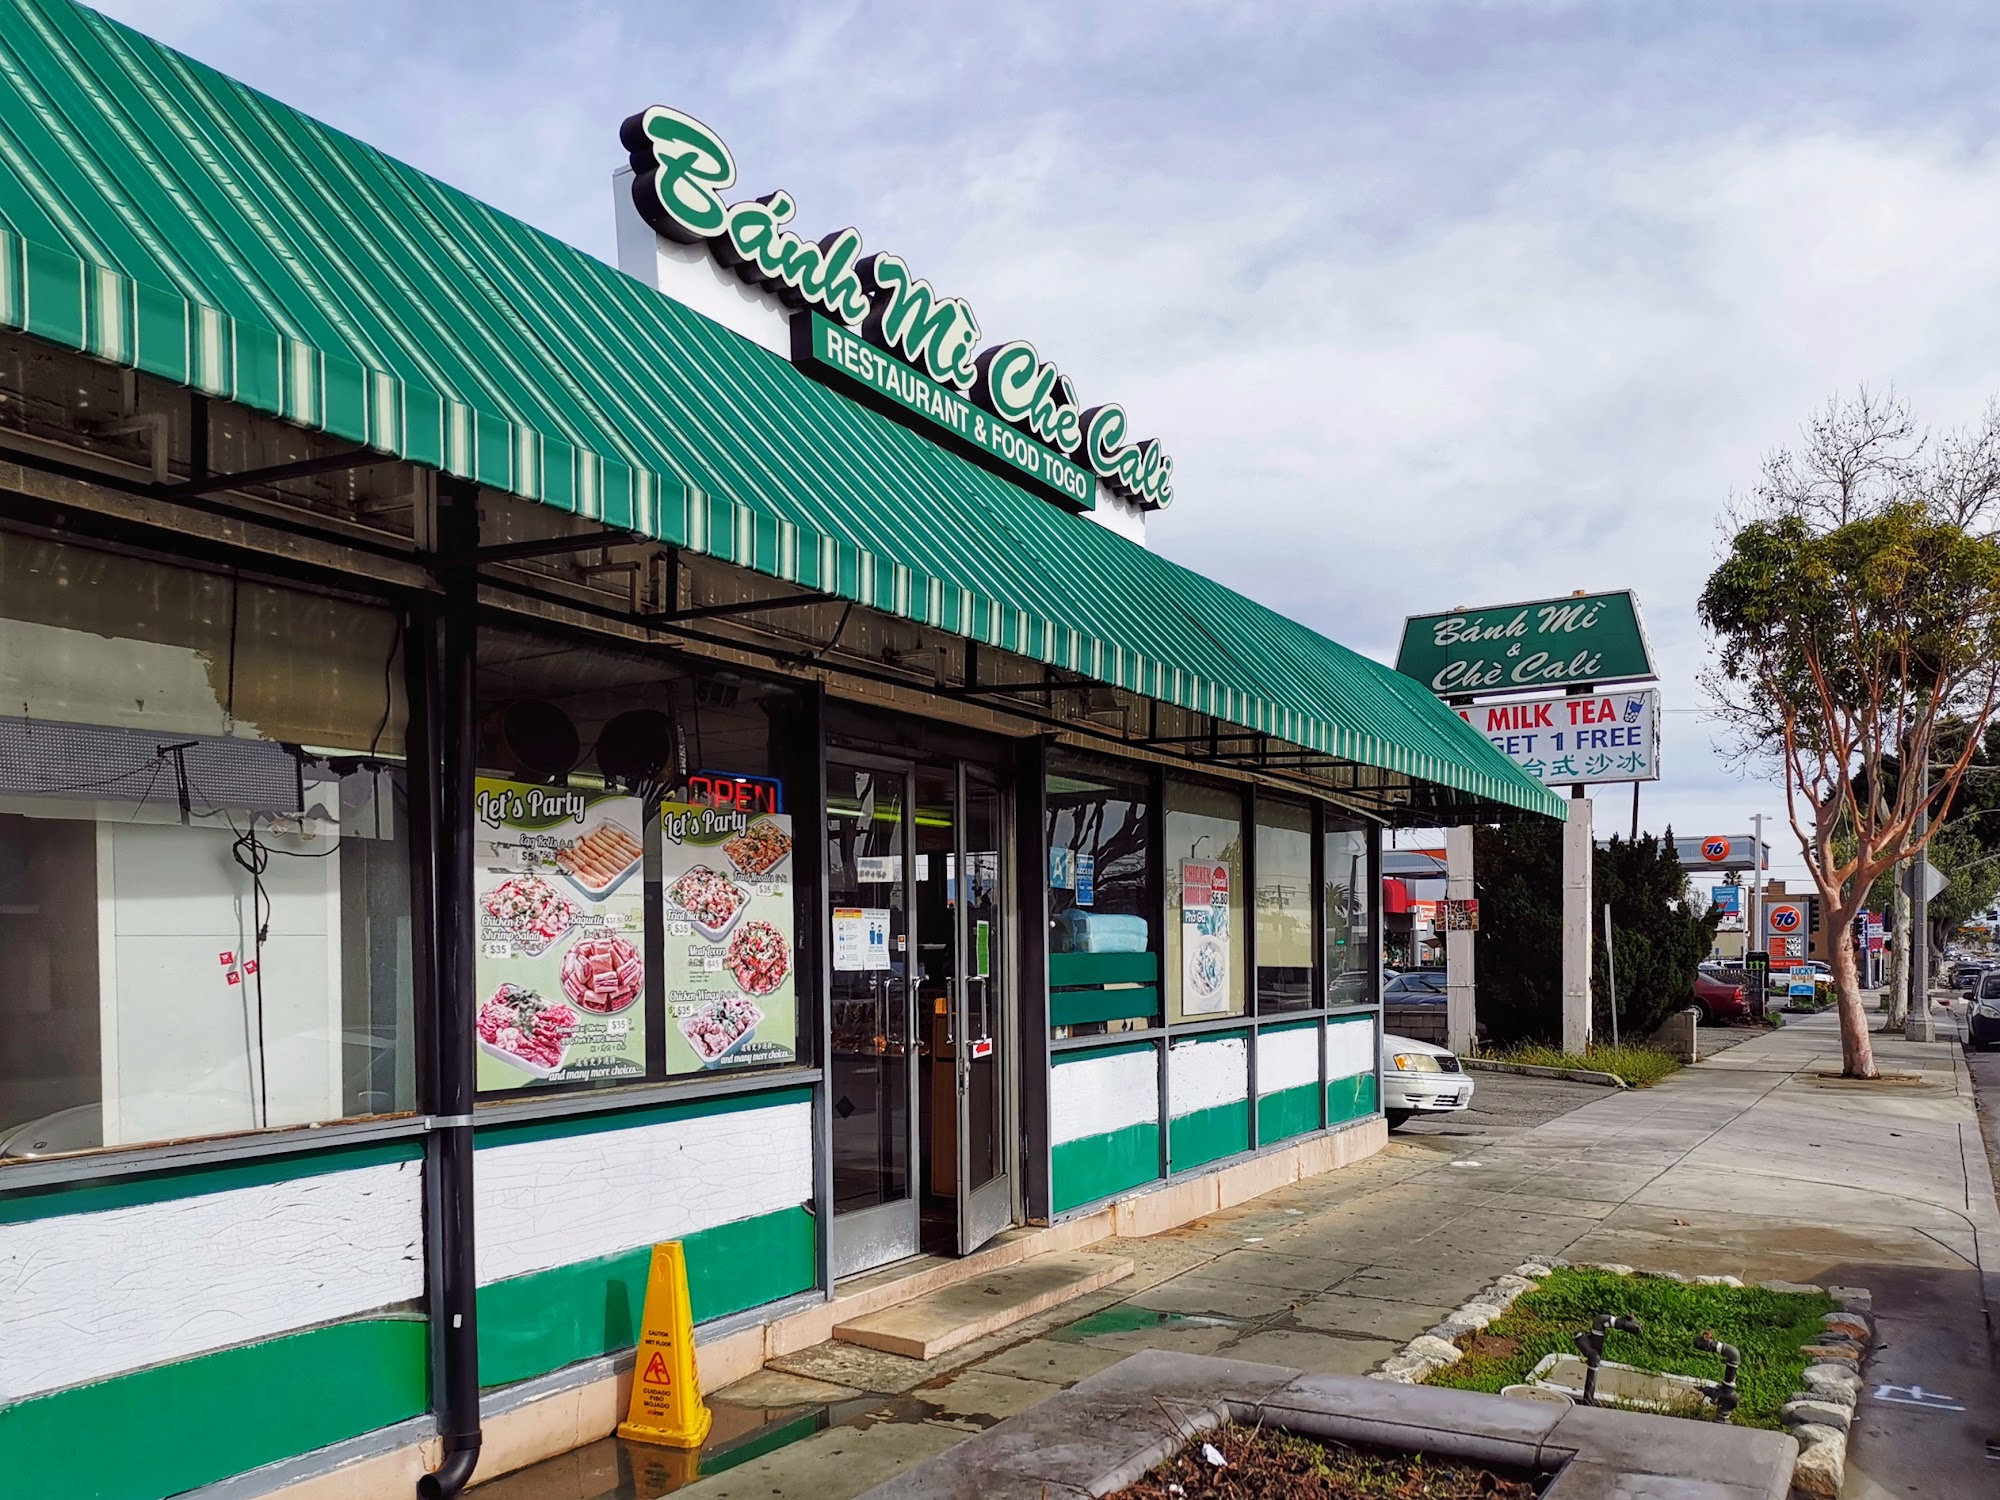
[617,1241,713,1449]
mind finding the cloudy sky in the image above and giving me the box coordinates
[92,0,2000,883]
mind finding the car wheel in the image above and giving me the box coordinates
[1385,1109,1412,1129]
[1692,1001,1713,1025]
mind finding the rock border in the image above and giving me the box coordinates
[1371,1261,1872,1500]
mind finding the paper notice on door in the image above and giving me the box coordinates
[855,855,899,884]
[834,907,893,971]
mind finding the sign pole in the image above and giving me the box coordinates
[1561,790,1594,1055]
[1603,902,1619,1049]
[1906,756,1936,1042]
[1444,825,1476,1056]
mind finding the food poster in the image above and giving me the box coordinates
[474,778,648,1091]
[1180,860,1231,1016]
[660,801,798,1072]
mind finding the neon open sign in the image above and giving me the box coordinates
[687,770,783,816]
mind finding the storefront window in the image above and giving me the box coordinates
[473,628,804,1098]
[1045,755,1158,1035]
[1255,798,1314,1013]
[1326,821,1374,1006]
[1165,778,1246,1023]
[0,530,415,1163]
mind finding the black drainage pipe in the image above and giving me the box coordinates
[419,480,482,1497]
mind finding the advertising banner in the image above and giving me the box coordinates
[660,801,798,1073]
[1397,590,1655,694]
[1711,885,1742,930]
[474,778,647,1091]
[1179,860,1231,1016]
[1455,688,1660,786]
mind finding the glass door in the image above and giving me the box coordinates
[826,760,918,1278]
[956,768,1013,1253]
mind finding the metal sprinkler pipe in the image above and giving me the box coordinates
[1575,1314,1644,1406]
[1694,1332,1743,1422]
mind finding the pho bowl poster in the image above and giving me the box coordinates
[1180,860,1231,1016]
[660,801,799,1073]
[473,778,646,1091]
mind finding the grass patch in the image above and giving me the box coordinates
[1486,1042,1683,1086]
[1424,1268,1836,1428]
[1105,1425,1544,1499]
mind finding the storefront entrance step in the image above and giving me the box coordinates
[832,1252,1135,1360]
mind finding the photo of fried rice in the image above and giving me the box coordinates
[722,817,792,878]
[725,919,789,996]
[559,932,643,1014]
[664,865,750,936]
[680,994,765,1064]
[477,983,577,1074]
[555,821,643,894]
[482,874,577,954]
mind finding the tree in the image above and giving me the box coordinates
[1701,390,2000,1077]
[1594,830,1724,1039]
[1472,820,1566,1046]
[1473,824,1719,1047]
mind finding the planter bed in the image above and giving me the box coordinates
[1106,1426,1547,1499]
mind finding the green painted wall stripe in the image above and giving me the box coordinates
[1049,951,1159,986]
[1049,986,1159,1026]
[1257,1081,1322,1145]
[1168,1098,1251,1174]
[1328,1071,1379,1124]
[0,1138,421,1224]
[0,1317,426,1500]
[476,1203,816,1389]
[1051,1122,1161,1214]
[473,1082,813,1151]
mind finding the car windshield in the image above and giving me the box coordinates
[1980,973,2000,999]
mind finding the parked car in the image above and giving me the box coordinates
[1383,969,1447,999]
[1693,966,1749,1023]
[1381,1031,1474,1127]
[1971,972,2000,1050]
[1952,960,1989,991]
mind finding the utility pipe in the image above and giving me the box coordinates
[418,480,482,1499]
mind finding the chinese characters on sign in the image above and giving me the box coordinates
[1454,688,1660,787]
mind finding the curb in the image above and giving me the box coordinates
[1460,1058,1628,1088]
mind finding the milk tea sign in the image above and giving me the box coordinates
[1456,688,1660,787]
[1396,591,1655,695]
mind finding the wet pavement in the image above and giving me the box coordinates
[490,1009,2000,1500]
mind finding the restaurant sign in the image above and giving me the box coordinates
[1396,591,1655,695]
[1455,687,1660,787]
[621,105,1171,515]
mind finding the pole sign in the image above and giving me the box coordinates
[621,105,1172,516]
[1396,591,1655,695]
[1454,687,1658,786]
[1711,886,1741,927]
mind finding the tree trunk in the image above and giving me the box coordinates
[1887,873,1912,1029]
[1828,923,1878,1078]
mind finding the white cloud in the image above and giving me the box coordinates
[77,3,2000,881]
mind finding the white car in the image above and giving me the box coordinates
[1382,1031,1474,1128]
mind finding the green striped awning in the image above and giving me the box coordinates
[0,0,1561,818]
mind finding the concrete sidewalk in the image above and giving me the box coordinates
[488,1016,2000,1500]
